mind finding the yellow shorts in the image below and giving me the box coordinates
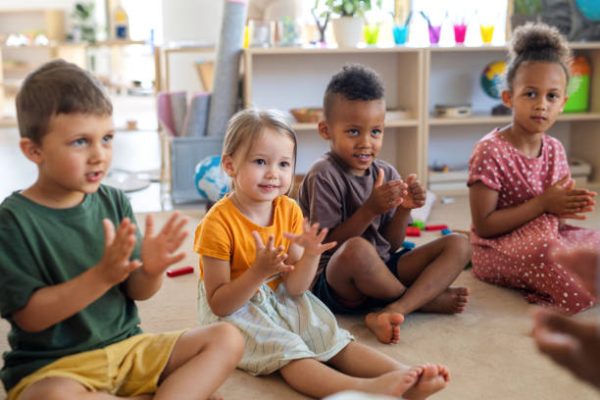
[8,330,185,400]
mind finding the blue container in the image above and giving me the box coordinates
[393,25,408,45]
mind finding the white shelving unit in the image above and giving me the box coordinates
[425,43,600,192]
[243,46,425,179]
[242,43,600,191]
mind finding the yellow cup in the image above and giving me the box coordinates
[480,24,494,44]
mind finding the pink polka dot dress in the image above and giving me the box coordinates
[468,130,600,314]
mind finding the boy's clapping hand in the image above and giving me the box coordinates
[366,167,408,215]
[399,174,426,209]
[141,212,189,276]
[98,218,142,285]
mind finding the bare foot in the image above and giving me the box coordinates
[365,311,404,344]
[360,367,422,397]
[403,364,450,400]
[419,287,469,314]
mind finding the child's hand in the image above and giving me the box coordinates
[542,176,596,219]
[284,219,337,257]
[365,167,408,215]
[252,232,294,278]
[140,212,189,276]
[97,218,142,285]
[398,174,426,209]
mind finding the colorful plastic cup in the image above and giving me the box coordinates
[393,24,408,45]
[480,24,494,44]
[428,24,441,45]
[453,23,467,44]
[364,24,380,45]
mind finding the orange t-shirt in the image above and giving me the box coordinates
[193,195,303,290]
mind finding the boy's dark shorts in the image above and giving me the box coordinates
[312,248,411,315]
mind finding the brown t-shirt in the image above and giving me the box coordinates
[298,152,401,277]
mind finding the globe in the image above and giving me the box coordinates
[481,60,506,99]
[576,0,600,21]
[194,155,231,203]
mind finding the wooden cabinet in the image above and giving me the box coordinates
[243,43,600,191]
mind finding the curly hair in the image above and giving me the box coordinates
[323,64,385,119]
[505,22,571,91]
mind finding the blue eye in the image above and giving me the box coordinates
[102,134,114,144]
[71,138,88,147]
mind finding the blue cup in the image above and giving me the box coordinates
[393,25,408,45]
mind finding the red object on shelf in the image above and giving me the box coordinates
[406,226,421,237]
[166,266,194,278]
[425,224,449,231]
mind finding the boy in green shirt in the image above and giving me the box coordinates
[0,59,243,400]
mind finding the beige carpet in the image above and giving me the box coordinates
[1,195,599,399]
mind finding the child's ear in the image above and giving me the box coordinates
[501,90,513,108]
[221,155,236,177]
[318,121,330,140]
[19,138,43,164]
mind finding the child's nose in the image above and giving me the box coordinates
[535,98,548,110]
[90,143,108,162]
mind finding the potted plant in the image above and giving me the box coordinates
[316,0,380,47]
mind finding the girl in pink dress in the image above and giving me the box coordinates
[468,23,599,314]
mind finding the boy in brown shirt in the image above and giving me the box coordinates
[298,64,471,344]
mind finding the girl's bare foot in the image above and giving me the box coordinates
[365,311,404,344]
[360,367,422,397]
[419,287,469,314]
[403,364,450,400]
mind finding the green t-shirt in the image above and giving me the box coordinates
[0,185,143,391]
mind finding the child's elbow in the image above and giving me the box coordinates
[207,299,233,318]
[12,314,48,333]
[472,223,495,239]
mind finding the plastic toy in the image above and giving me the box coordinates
[425,224,448,231]
[411,219,426,230]
[402,240,416,249]
[406,226,421,237]
[166,266,194,278]
[441,228,453,236]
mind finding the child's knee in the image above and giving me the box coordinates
[20,377,82,400]
[335,237,377,267]
[444,233,471,263]
[212,322,244,357]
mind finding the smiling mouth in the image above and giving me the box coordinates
[354,154,372,161]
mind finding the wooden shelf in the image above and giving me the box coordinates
[429,115,511,126]
[291,118,419,132]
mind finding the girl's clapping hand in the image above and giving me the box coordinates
[284,219,337,257]
[252,233,294,278]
